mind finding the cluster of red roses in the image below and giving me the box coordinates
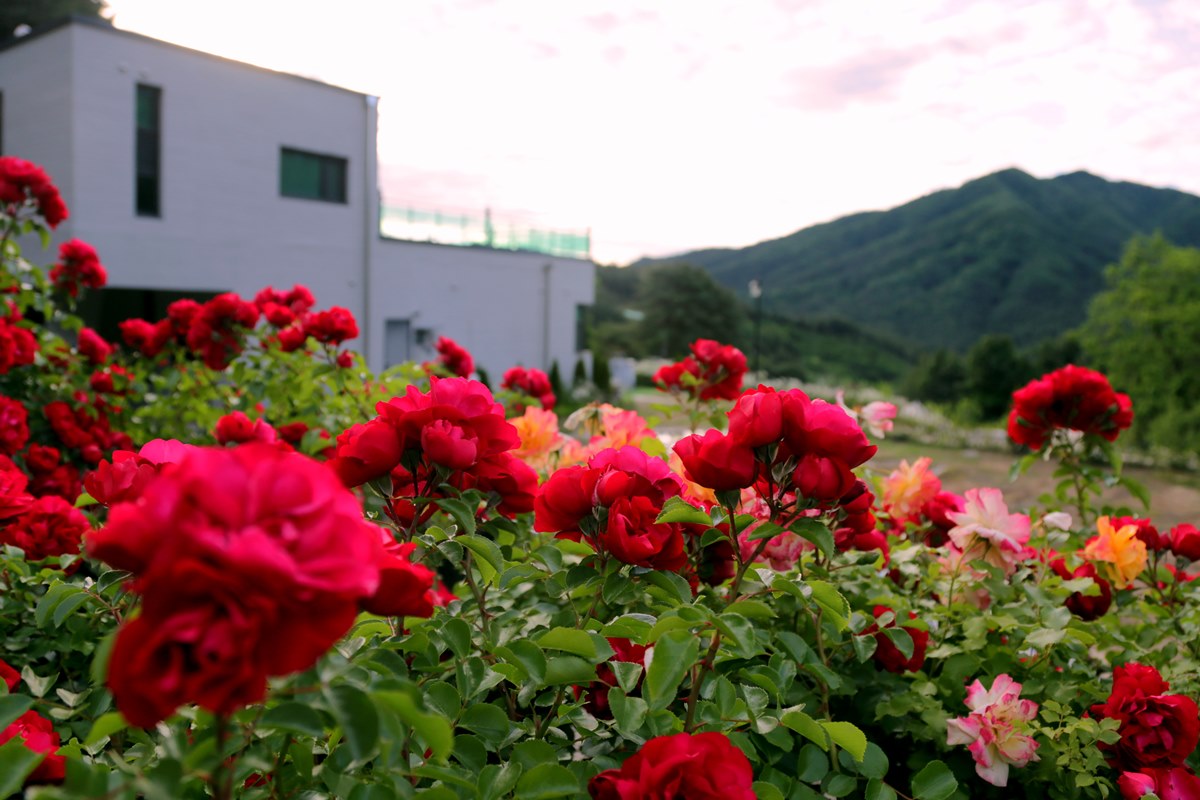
[86,444,435,727]
[329,377,538,526]
[0,659,63,785]
[0,456,90,562]
[536,445,690,571]
[1090,664,1200,798]
[0,306,38,375]
[674,385,883,554]
[588,731,756,799]
[119,284,359,369]
[502,365,556,410]
[0,156,67,228]
[1008,364,1134,450]
[431,335,474,378]
[653,338,748,402]
[48,239,107,298]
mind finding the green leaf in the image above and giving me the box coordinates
[1118,475,1151,510]
[437,497,478,536]
[644,629,699,711]
[821,720,867,762]
[442,618,474,659]
[500,640,547,684]
[514,763,580,799]
[478,762,523,800]
[372,691,453,760]
[744,521,787,542]
[655,496,713,525]
[782,709,827,750]
[608,688,647,737]
[460,703,510,747]
[0,695,34,731]
[859,742,889,780]
[642,570,693,606]
[458,534,505,584]
[324,685,379,764]
[882,627,914,661]
[793,517,835,559]
[866,779,898,800]
[543,656,596,686]
[796,742,829,781]
[84,711,128,745]
[753,782,787,800]
[806,580,850,631]
[1025,628,1066,649]
[536,628,597,660]
[52,591,91,628]
[0,737,45,798]
[34,581,81,628]
[911,760,958,800]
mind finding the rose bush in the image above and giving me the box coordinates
[1,157,1199,799]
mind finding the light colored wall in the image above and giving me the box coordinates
[67,24,370,332]
[2,22,595,378]
[368,239,595,378]
[0,27,76,223]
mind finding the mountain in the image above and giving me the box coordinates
[634,169,1200,352]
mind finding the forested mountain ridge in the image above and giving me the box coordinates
[633,169,1200,351]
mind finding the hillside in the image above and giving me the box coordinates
[635,169,1200,351]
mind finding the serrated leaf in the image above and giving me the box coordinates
[260,702,325,738]
[536,628,597,660]
[458,534,505,585]
[806,580,850,631]
[912,760,958,800]
[324,685,379,764]
[644,629,699,711]
[655,496,713,525]
[782,709,827,750]
[514,763,580,799]
[793,517,835,559]
[84,711,128,745]
[437,497,478,536]
[821,720,867,762]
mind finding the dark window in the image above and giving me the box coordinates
[0,91,5,154]
[135,84,161,216]
[280,147,347,203]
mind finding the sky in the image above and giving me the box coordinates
[103,0,1200,265]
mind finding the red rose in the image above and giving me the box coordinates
[90,445,387,726]
[862,605,929,673]
[0,156,68,227]
[76,327,112,364]
[1171,525,1200,561]
[459,452,538,517]
[0,458,33,519]
[502,366,556,410]
[303,306,359,345]
[215,411,278,446]
[652,358,700,393]
[49,238,107,297]
[186,293,260,369]
[727,385,784,447]
[275,325,308,352]
[1051,558,1113,621]
[0,495,90,561]
[783,398,877,470]
[689,338,747,401]
[1092,663,1200,770]
[0,319,38,376]
[1112,516,1169,552]
[362,532,435,617]
[434,336,474,378]
[328,418,405,487]
[792,453,856,506]
[0,710,65,784]
[1119,767,1200,800]
[673,429,757,491]
[588,732,755,799]
[0,396,30,455]
[533,464,600,536]
[166,299,202,337]
[118,318,171,357]
[1008,365,1134,449]
[0,657,19,691]
[378,376,521,466]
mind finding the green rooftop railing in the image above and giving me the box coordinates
[380,205,591,260]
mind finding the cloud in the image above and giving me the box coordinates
[782,50,923,111]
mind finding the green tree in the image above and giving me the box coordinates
[2,0,109,39]
[637,262,744,357]
[1079,235,1200,454]
[964,334,1031,420]
[903,349,967,405]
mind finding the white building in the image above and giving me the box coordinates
[0,16,595,377]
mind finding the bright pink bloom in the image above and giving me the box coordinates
[946,674,1040,787]
[947,488,1031,575]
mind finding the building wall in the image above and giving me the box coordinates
[369,239,595,379]
[0,27,76,215]
[2,20,595,378]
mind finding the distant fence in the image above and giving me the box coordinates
[379,205,591,260]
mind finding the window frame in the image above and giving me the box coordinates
[279,146,349,204]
